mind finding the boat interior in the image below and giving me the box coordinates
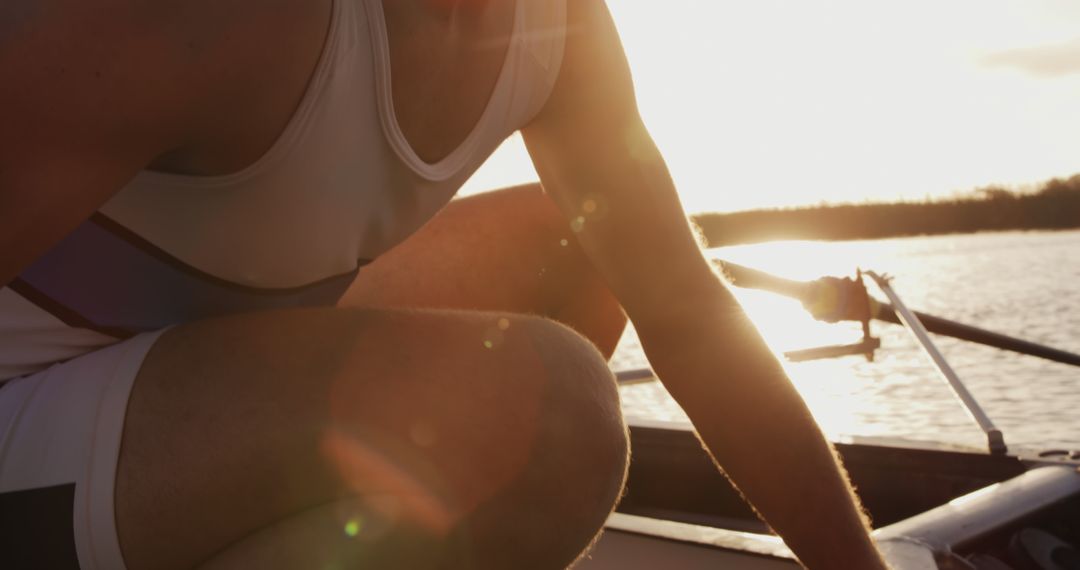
[579,420,1080,570]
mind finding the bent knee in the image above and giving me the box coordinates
[516,316,624,435]
[142,309,627,569]
[317,311,628,569]
[454,316,629,568]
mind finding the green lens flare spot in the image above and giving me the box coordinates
[344,519,362,537]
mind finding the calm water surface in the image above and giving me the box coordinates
[614,230,1080,452]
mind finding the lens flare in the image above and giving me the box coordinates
[344,518,362,538]
[321,429,456,535]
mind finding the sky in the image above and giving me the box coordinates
[462,0,1080,214]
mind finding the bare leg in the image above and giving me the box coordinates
[341,184,628,358]
[116,307,628,570]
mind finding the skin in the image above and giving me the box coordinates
[0,0,889,568]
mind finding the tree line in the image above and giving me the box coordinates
[692,174,1080,246]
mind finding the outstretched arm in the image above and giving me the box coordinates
[521,2,887,568]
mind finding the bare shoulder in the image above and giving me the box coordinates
[0,0,329,158]
[529,0,637,132]
[0,0,330,286]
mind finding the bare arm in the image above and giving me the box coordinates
[0,1,177,285]
[521,2,887,568]
[0,0,328,286]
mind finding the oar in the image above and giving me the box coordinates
[866,271,1007,455]
[714,259,1080,368]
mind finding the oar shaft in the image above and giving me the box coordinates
[715,259,1080,368]
[716,260,810,300]
[872,305,1080,367]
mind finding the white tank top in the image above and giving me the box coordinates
[0,0,567,381]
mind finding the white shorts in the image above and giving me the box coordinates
[0,330,167,570]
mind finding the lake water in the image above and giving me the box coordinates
[613,229,1080,453]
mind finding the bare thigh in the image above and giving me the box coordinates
[115,307,628,570]
[341,184,627,357]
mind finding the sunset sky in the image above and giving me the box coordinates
[463,0,1080,214]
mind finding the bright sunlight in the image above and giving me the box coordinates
[463,0,1080,214]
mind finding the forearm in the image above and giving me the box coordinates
[528,128,886,567]
[518,2,885,562]
[637,281,886,569]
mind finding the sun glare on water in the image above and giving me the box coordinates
[618,240,907,440]
[712,244,891,440]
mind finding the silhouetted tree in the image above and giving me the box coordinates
[693,174,1080,246]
